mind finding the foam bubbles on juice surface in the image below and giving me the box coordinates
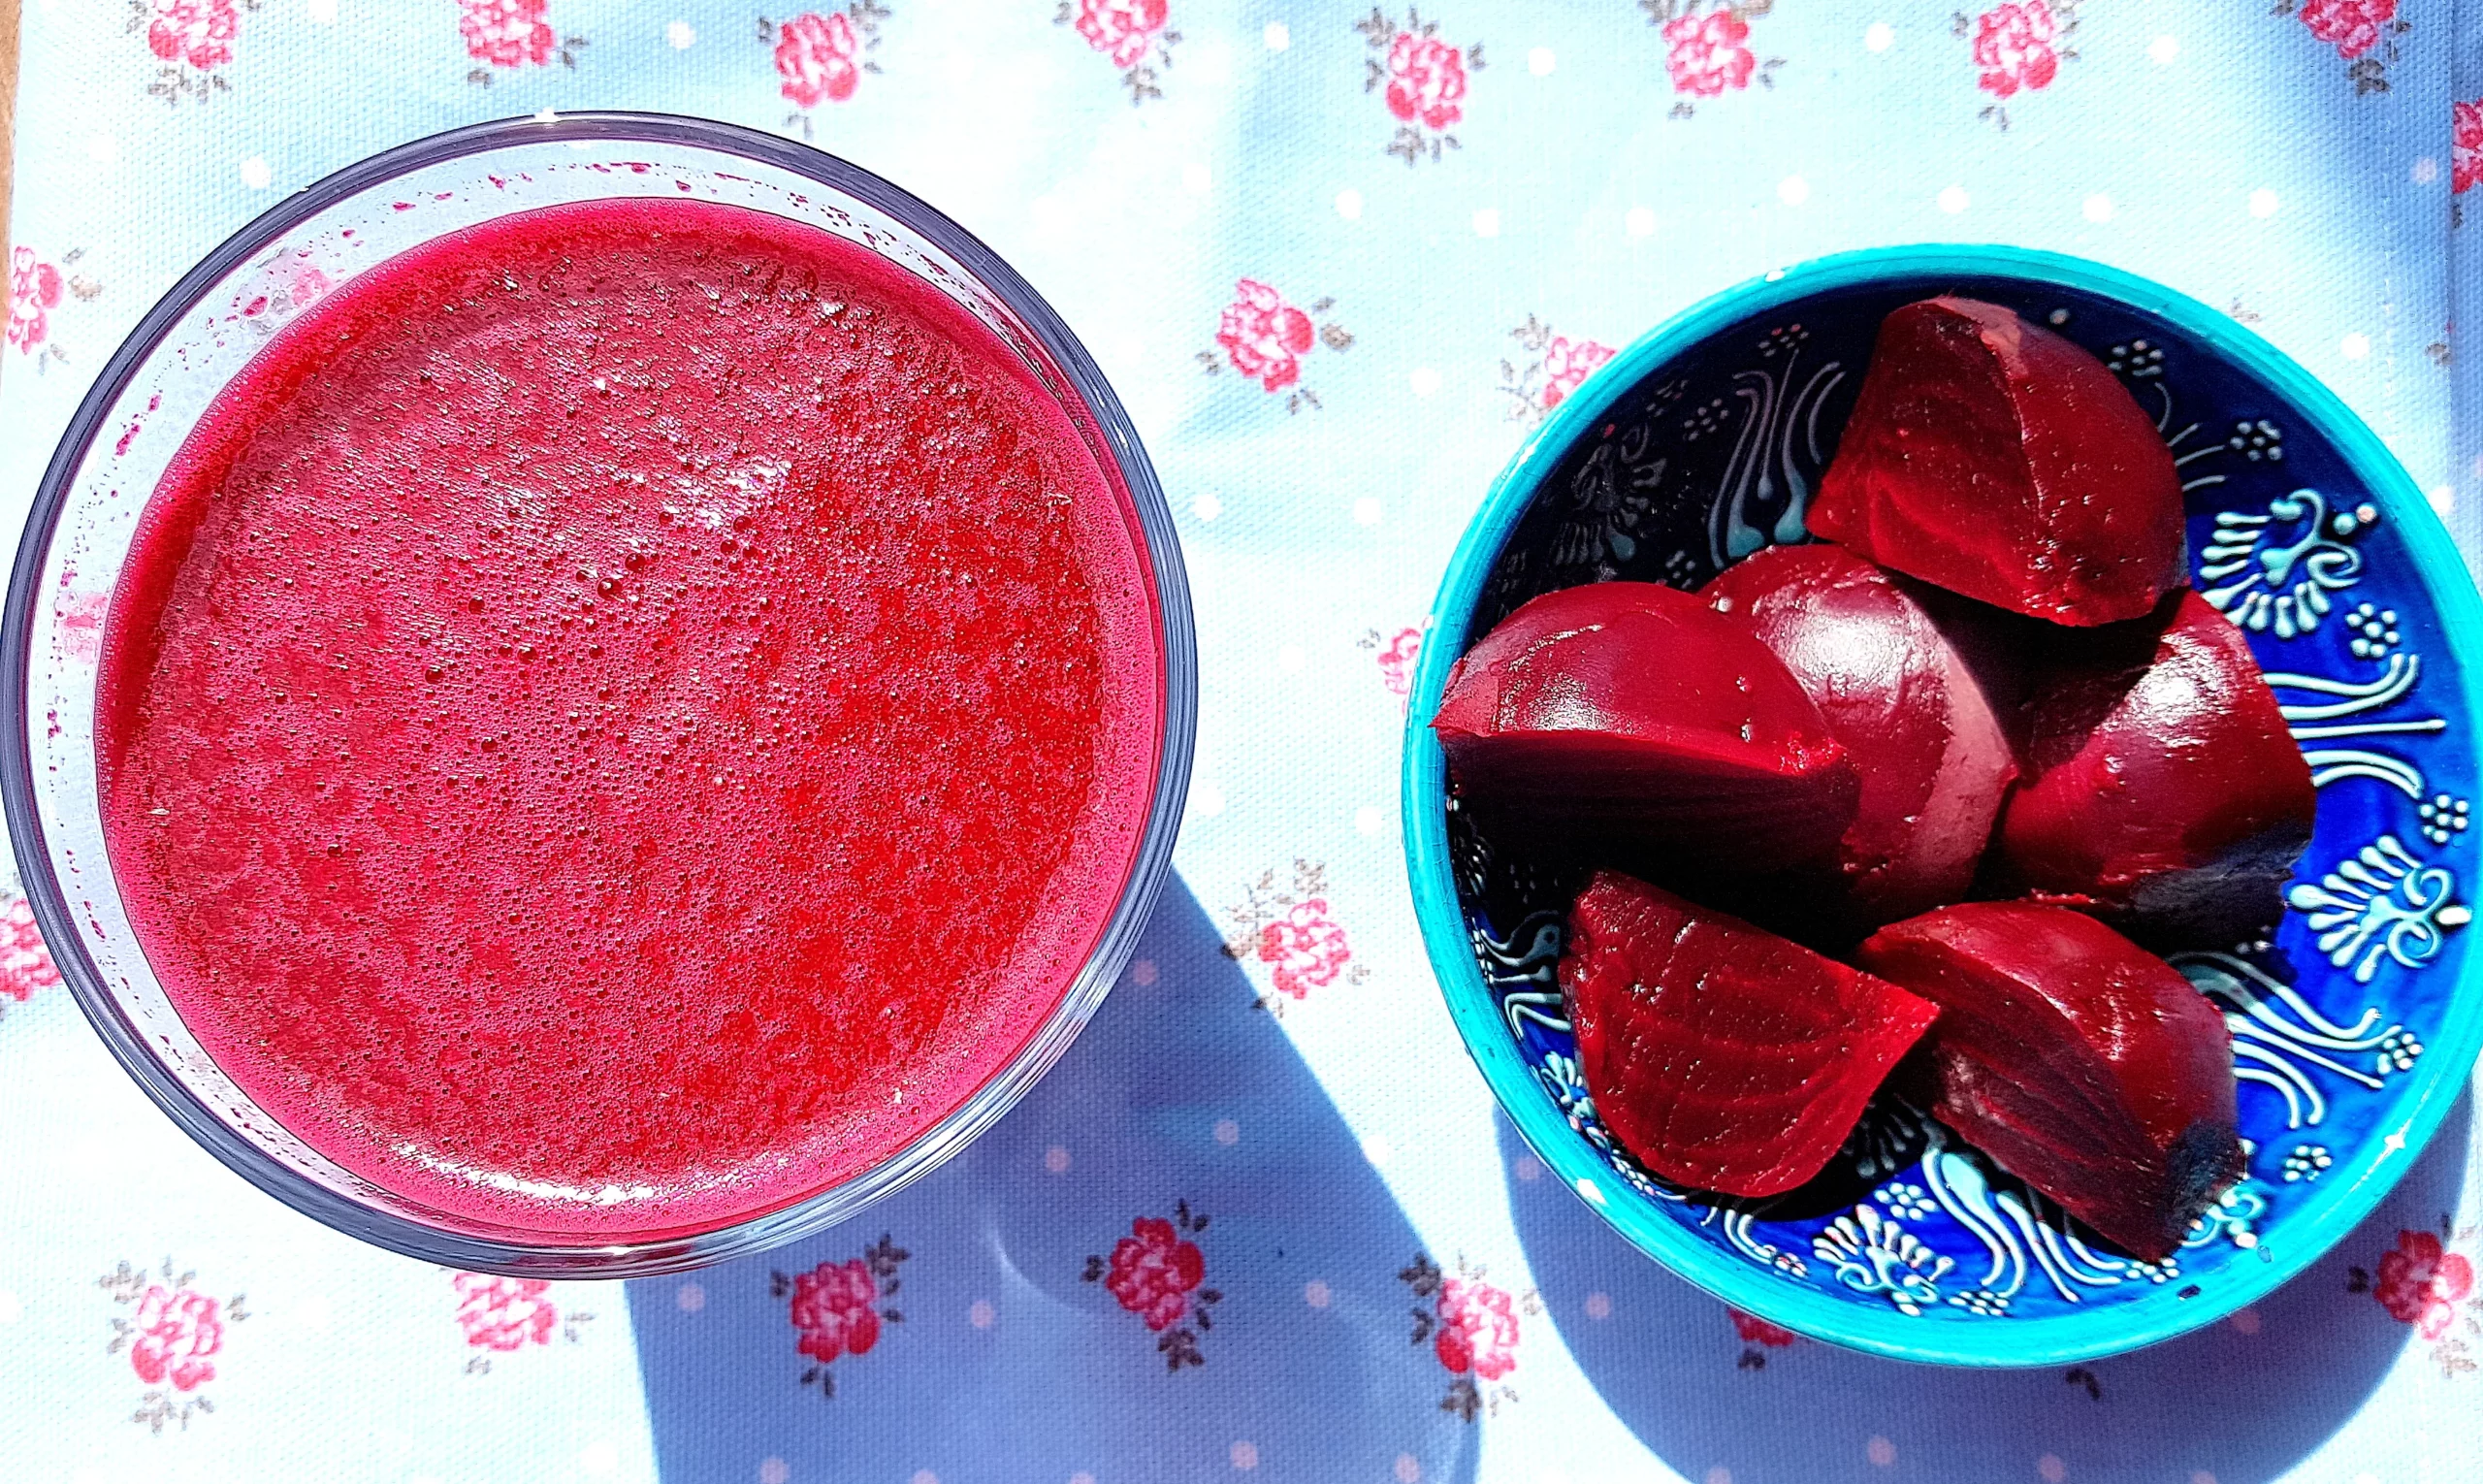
[97,198,1159,1233]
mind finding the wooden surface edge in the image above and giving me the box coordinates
[2,0,20,390]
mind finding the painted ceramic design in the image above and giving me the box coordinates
[1405,246,2483,1366]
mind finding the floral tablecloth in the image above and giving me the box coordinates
[4,3,2481,1482]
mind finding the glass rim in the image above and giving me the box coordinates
[1,110,1198,1277]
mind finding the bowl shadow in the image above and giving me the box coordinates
[624,874,1479,1484]
[1501,1093,2471,1484]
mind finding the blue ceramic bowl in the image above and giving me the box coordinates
[1403,244,2483,1366]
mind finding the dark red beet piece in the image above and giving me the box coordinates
[1561,872,1939,1199]
[1997,590,2317,947]
[1434,582,1859,875]
[1854,903,2243,1262]
[1703,543,2019,928]
[1809,296,2185,627]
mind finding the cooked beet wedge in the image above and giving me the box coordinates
[1703,543,2019,928]
[1997,590,2317,946]
[1562,872,1939,1199]
[1434,582,1859,874]
[1854,903,2243,1262]
[1809,296,2185,627]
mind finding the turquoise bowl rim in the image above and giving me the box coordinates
[1400,242,2483,1368]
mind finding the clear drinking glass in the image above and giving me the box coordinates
[1,113,1196,1276]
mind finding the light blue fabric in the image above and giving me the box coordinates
[2,4,2476,1482]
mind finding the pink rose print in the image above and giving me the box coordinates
[2455,99,2483,197]
[1541,336,1617,410]
[129,0,251,102]
[1203,281,1351,414]
[1357,9,1485,164]
[1055,0,1177,101]
[1954,0,2078,126]
[774,12,861,105]
[458,0,587,85]
[1435,1276,1521,1379]
[451,1271,594,1371]
[1966,2,2065,99]
[452,1272,559,1351]
[1971,2,2058,99]
[1107,1217,1204,1329]
[762,5,887,131]
[1663,9,1755,99]
[102,1259,247,1434]
[0,895,61,1006]
[2373,1230,2475,1340]
[1367,626,1424,699]
[1386,31,1468,129]
[1257,899,1355,1000]
[1642,2,1781,114]
[7,248,61,356]
[791,1259,882,1359]
[2300,0,2396,59]
[130,1286,224,1390]
[772,1235,907,1396]
[2280,0,2406,93]
[1223,861,1370,1013]
[1728,1307,1798,1347]
[1403,1253,1539,1420]
[1217,279,1315,393]
[1078,0,1165,70]
[459,0,553,67]
[145,0,238,71]
[1084,1202,1220,1369]
[1500,317,1614,422]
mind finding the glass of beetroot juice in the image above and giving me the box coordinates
[2,113,1195,1276]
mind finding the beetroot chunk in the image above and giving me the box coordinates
[1809,296,2185,627]
[1703,543,2019,928]
[1997,591,2317,946]
[1562,872,1939,1199]
[1434,582,1858,874]
[1854,903,2242,1262]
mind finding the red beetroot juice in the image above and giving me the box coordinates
[95,198,1162,1237]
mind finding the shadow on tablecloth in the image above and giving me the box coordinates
[625,874,1475,1484]
[1505,1089,2473,1484]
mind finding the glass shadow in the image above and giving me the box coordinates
[1502,1092,2472,1484]
[627,875,1479,1484]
